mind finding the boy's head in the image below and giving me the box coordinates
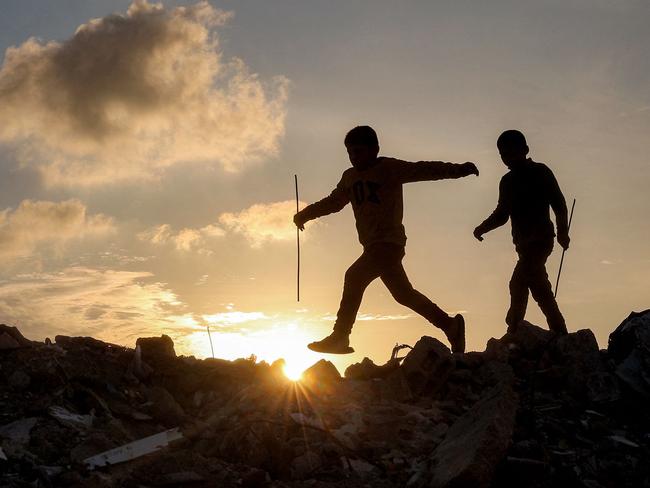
[344,125,379,169]
[497,129,529,168]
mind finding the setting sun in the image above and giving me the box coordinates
[282,362,304,381]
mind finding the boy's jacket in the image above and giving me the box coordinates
[483,158,568,247]
[301,157,471,248]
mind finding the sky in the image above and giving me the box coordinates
[0,0,648,375]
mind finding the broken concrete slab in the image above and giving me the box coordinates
[136,335,176,362]
[430,384,519,488]
[608,310,650,398]
[147,386,186,426]
[400,336,454,396]
[0,418,38,446]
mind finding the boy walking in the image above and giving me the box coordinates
[473,129,569,335]
[294,126,478,354]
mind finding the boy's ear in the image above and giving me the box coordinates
[524,144,530,156]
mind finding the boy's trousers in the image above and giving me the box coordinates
[332,242,450,335]
[506,239,568,334]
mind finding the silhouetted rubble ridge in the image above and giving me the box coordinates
[1,312,649,487]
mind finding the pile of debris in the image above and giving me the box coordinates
[1,311,649,487]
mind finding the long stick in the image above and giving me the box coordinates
[207,325,215,359]
[554,198,576,298]
[295,174,300,302]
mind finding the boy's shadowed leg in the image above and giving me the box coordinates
[507,240,567,334]
[313,243,464,354]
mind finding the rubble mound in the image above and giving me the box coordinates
[1,313,650,488]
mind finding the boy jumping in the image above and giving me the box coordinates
[293,125,478,354]
[473,129,569,335]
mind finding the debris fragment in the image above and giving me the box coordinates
[84,428,183,469]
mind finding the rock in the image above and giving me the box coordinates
[430,383,519,488]
[147,386,185,425]
[378,369,413,403]
[344,357,399,380]
[608,309,650,398]
[8,370,31,390]
[0,418,38,451]
[586,371,621,404]
[156,471,205,484]
[0,324,35,349]
[241,467,269,488]
[70,433,115,463]
[475,360,515,388]
[302,359,341,385]
[545,329,605,399]
[400,336,454,396]
[136,335,176,363]
[129,344,153,380]
[0,333,20,350]
[54,335,107,349]
[291,451,321,478]
[483,336,511,363]
[503,321,552,356]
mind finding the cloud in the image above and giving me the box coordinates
[202,311,268,326]
[140,199,306,251]
[219,200,306,248]
[0,0,289,186]
[138,222,224,252]
[0,199,114,262]
[0,267,191,344]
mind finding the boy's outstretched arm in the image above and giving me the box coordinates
[546,167,570,249]
[473,177,510,241]
[293,180,349,231]
[392,159,479,184]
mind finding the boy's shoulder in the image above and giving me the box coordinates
[529,159,553,173]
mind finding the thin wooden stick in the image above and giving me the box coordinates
[554,198,576,298]
[207,325,215,359]
[295,174,300,302]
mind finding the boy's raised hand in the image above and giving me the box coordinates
[463,162,479,176]
[557,232,570,250]
[293,212,306,231]
[473,226,484,242]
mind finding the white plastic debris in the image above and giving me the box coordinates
[608,435,640,448]
[49,406,93,430]
[84,428,183,469]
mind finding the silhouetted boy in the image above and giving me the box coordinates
[474,130,569,334]
[294,125,478,354]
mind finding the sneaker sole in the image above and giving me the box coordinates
[307,343,355,354]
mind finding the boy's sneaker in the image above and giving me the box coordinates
[308,332,355,354]
[445,314,466,354]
